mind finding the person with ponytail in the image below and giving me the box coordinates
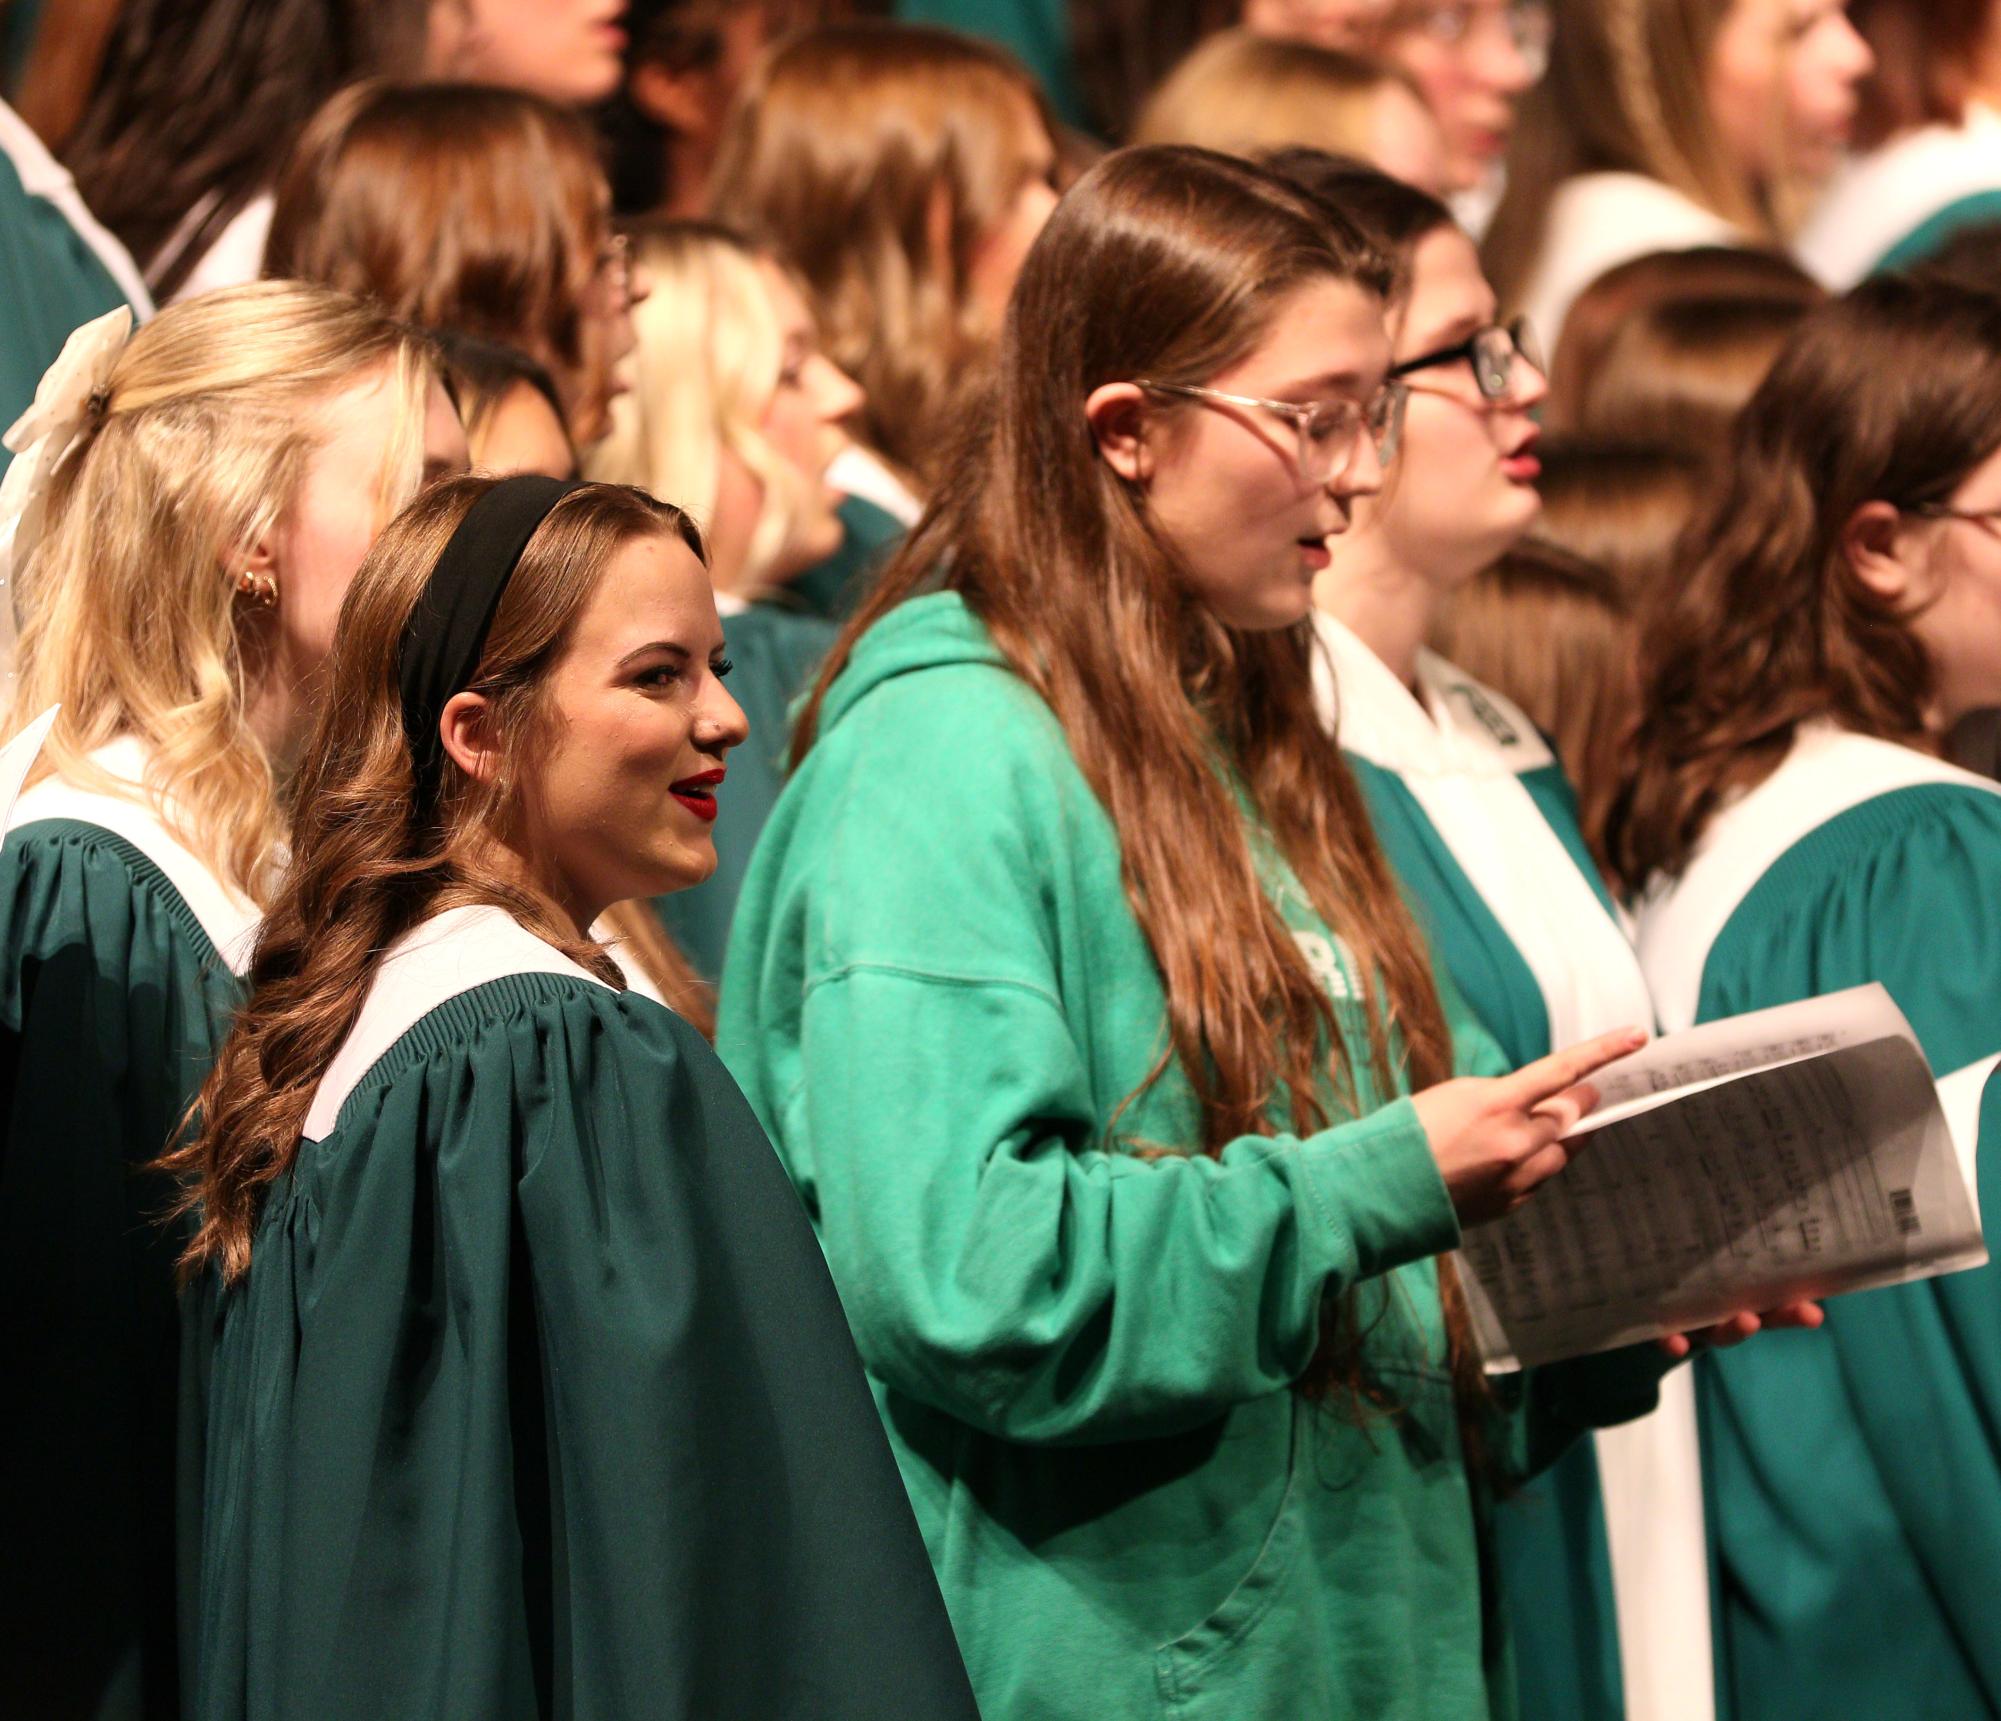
[0,281,460,1718]
[168,475,979,1720]
[1613,273,2001,1721]
[716,144,1795,1721]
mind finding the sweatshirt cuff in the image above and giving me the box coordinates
[1533,1343,1674,1431]
[1301,1097,1461,1278]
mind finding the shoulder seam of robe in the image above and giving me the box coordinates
[10,740,259,972]
[304,904,616,1140]
[1636,725,1999,1031]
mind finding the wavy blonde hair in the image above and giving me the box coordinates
[586,221,806,596]
[3,280,436,905]
[1132,29,1419,161]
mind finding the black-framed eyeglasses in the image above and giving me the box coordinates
[1133,377,1410,484]
[1389,316,1544,403]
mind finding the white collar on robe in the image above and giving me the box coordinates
[825,444,922,528]
[303,904,615,1141]
[1635,723,2001,1033]
[1312,610,1657,1051]
[1514,172,1744,351]
[8,733,261,973]
[1797,103,2001,290]
[0,98,155,318]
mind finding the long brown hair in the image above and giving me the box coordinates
[63,0,427,299]
[164,479,707,1283]
[1850,0,1991,146]
[706,21,1054,491]
[1547,243,1824,433]
[1611,274,2001,888]
[265,82,610,436]
[1432,539,1637,872]
[1483,0,1765,314]
[794,145,1464,1405]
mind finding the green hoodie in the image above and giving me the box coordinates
[718,593,1668,1720]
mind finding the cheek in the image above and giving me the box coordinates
[761,395,822,475]
[281,503,376,664]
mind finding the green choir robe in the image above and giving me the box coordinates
[654,599,837,981]
[1313,614,1680,1721]
[1,737,258,1719]
[187,904,978,1721]
[1,99,152,480]
[1634,722,2001,1721]
[719,591,1674,1721]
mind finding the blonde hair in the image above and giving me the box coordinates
[4,280,437,904]
[707,21,1052,490]
[1132,29,1416,160]
[586,222,805,596]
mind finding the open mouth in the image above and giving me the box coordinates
[670,768,724,823]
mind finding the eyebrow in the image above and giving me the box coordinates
[1271,367,1376,401]
[1413,313,1487,351]
[614,638,730,670]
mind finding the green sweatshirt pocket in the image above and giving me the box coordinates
[1151,1406,1307,1715]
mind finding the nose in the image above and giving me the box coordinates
[1511,351,1550,412]
[1472,26,1536,97]
[1334,429,1386,502]
[1832,11,1875,83]
[696,673,750,755]
[810,353,865,424]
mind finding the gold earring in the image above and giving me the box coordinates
[232,567,278,608]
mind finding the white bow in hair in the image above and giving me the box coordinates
[0,306,135,677]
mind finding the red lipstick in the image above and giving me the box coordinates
[670,767,725,823]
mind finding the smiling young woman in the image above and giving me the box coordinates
[704,143,1780,1721]
[164,475,979,1719]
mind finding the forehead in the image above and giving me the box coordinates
[755,256,813,335]
[568,531,721,650]
[1218,276,1394,390]
[1398,226,1495,344]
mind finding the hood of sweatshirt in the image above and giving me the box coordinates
[814,591,1008,738]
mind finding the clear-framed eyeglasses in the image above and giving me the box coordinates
[1133,378,1409,485]
[1383,0,1555,80]
[1389,316,1543,404]
[1901,501,2001,541]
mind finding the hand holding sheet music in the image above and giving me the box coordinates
[1458,984,1991,1371]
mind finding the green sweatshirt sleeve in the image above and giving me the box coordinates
[790,961,1460,1446]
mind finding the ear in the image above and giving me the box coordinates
[1842,499,1920,603]
[1084,382,1152,485]
[628,57,711,134]
[439,690,502,788]
[238,529,279,584]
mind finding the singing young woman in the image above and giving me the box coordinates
[1615,272,2001,1721]
[169,475,979,1719]
[717,143,1798,1721]
[0,282,460,1718]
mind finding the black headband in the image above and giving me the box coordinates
[398,475,583,816]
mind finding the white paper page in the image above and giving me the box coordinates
[1937,1053,2000,1222]
[1575,983,1917,1134]
[1462,1026,1987,1370]
[0,705,58,838]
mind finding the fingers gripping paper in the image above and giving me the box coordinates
[1460,984,1992,1371]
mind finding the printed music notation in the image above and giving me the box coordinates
[1459,984,1992,1371]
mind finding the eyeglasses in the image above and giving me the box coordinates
[1133,378,1408,484]
[1389,316,1543,403]
[1383,0,1554,78]
[1903,502,2001,539]
[596,231,633,305]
